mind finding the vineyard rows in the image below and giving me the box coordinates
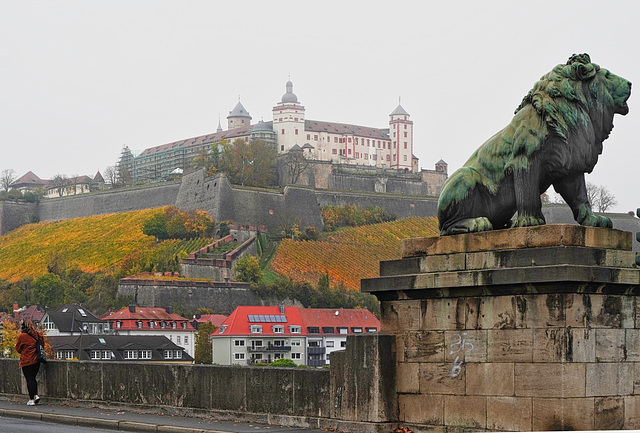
[271,217,440,290]
[0,208,165,282]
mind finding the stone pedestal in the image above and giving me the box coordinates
[361,225,640,431]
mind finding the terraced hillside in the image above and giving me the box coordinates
[271,216,440,290]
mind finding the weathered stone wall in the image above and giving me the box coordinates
[316,190,438,220]
[117,279,260,315]
[0,358,331,426]
[363,225,640,432]
[0,201,37,235]
[38,182,180,222]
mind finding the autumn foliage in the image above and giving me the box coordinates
[271,216,439,290]
[0,208,165,282]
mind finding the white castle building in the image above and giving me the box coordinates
[119,80,419,184]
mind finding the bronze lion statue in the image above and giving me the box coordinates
[438,54,631,236]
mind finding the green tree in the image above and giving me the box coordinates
[194,321,216,364]
[233,256,264,285]
[218,138,276,187]
[269,358,296,367]
[32,273,69,308]
[143,212,169,241]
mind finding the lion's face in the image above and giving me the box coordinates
[599,68,632,115]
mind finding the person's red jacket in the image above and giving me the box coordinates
[15,332,42,368]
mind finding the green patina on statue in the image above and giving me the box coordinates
[438,54,631,236]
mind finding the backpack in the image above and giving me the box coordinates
[28,332,48,364]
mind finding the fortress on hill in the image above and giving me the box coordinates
[118,79,448,185]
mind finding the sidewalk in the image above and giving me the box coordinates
[0,398,328,433]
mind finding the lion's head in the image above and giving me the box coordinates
[516,53,631,143]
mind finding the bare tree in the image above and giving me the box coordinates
[0,169,16,192]
[50,174,69,197]
[586,182,617,212]
[104,166,119,188]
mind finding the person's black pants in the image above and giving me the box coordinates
[21,363,40,399]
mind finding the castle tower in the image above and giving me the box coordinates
[227,99,252,130]
[389,102,413,171]
[272,79,306,154]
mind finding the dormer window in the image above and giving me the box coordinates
[219,325,228,334]
[272,325,284,333]
[172,322,177,329]
[137,321,143,328]
[288,325,301,334]
[250,325,262,334]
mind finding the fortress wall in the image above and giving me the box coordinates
[118,279,262,314]
[0,201,37,235]
[315,190,439,220]
[38,182,181,222]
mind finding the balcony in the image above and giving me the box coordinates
[307,347,326,355]
[307,359,326,367]
[248,345,291,352]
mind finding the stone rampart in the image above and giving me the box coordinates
[38,181,180,222]
[0,201,37,235]
[315,190,438,220]
[117,278,260,314]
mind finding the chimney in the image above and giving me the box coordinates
[279,305,285,314]
[166,306,173,315]
[128,305,136,313]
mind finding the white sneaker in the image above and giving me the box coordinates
[34,395,40,404]
[27,400,35,406]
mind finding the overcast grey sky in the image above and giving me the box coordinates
[2,0,638,213]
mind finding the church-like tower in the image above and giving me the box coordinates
[389,103,413,170]
[272,80,306,153]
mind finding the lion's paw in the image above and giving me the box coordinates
[444,217,493,235]
[510,215,546,228]
[581,214,613,228]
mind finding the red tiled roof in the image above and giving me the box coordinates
[298,308,380,333]
[212,306,379,337]
[194,314,227,328]
[101,307,195,332]
[212,306,303,337]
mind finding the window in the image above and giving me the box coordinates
[219,325,228,334]
[314,135,318,140]
[172,322,177,329]
[141,350,152,359]
[281,145,285,151]
[291,340,301,346]
[387,155,391,161]
[56,350,74,360]
[307,134,311,140]
[404,132,407,138]
[308,327,320,334]
[322,327,334,334]
[136,321,143,328]
[366,327,378,333]
[393,155,397,161]
[326,341,334,347]
[279,118,282,121]
[347,149,351,154]
[149,321,155,328]
[291,353,301,359]
[295,129,299,135]
[182,322,187,329]
[404,124,407,128]
[404,142,408,149]
[184,336,188,344]
[404,155,407,161]
[289,325,301,333]
[308,341,320,347]
[234,340,245,346]
[116,321,122,329]
[282,129,285,134]
[177,336,181,344]
[161,322,166,329]
[91,350,113,360]
[251,340,263,349]
[334,137,338,143]
[365,154,368,160]
[352,327,363,333]
[234,353,246,360]
[273,340,285,346]
[332,149,337,155]
[272,325,284,333]
[348,137,352,143]
[125,350,138,359]
[341,341,347,348]
[250,325,262,334]
[164,350,182,359]
[355,152,359,158]
[355,138,358,144]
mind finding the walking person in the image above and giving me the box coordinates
[15,320,43,406]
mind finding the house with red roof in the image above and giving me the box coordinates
[101,306,196,358]
[191,313,227,330]
[210,306,380,366]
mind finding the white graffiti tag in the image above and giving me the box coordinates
[449,332,474,378]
